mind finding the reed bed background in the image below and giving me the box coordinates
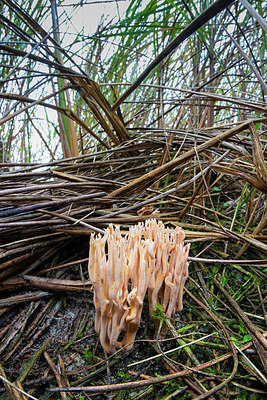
[0,0,266,399]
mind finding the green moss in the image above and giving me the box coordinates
[151,302,166,322]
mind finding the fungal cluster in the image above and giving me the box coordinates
[88,219,190,353]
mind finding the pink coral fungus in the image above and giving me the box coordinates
[88,219,190,353]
